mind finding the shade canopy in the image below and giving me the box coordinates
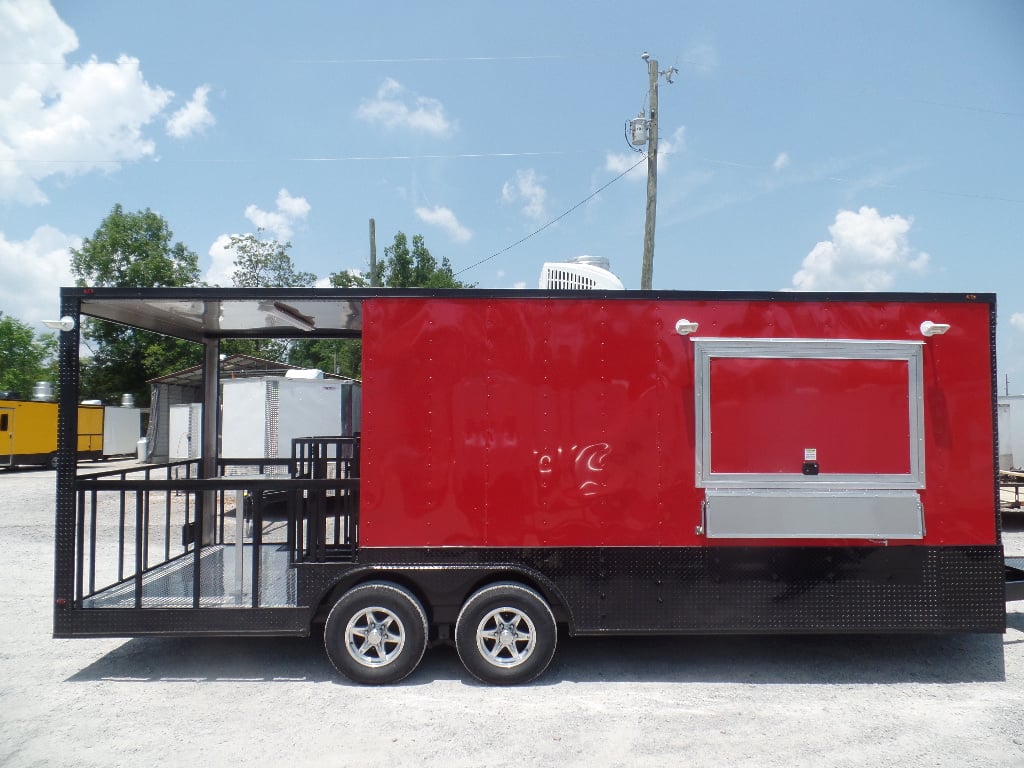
[67,287,377,342]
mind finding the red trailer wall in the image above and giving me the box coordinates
[358,296,996,548]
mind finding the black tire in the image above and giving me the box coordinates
[455,582,557,685]
[323,582,428,685]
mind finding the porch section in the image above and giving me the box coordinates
[71,437,358,611]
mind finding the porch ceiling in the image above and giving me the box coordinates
[71,288,365,342]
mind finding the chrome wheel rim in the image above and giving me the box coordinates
[475,607,536,668]
[345,606,406,668]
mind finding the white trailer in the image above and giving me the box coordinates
[221,377,359,465]
[101,406,142,457]
[169,403,203,460]
[999,394,1024,470]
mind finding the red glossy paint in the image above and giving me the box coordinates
[358,296,997,549]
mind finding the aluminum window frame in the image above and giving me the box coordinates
[692,338,926,490]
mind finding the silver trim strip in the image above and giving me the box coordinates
[704,488,925,539]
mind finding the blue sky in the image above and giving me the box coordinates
[1,0,1022,388]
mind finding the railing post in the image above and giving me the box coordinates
[288,487,298,563]
[200,338,220,545]
[134,490,144,609]
[251,490,262,608]
[75,490,85,606]
[118,490,126,582]
[192,487,203,608]
[88,490,97,596]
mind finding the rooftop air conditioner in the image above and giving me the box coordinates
[539,256,624,290]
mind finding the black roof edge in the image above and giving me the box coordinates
[60,286,997,304]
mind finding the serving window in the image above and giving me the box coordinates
[691,338,926,539]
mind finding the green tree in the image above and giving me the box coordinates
[289,232,469,378]
[0,313,57,398]
[229,230,317,288]
[72,204,201,288]
[70,205,203,406]
[374,232,468,288]
[220,230,318,362]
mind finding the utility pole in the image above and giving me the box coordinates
[641,56,658,291]
[369,218,378,287]
[637,52,677,291]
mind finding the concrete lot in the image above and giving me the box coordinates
[1,462,1022,767]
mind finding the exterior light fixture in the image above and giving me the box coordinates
[42,316,76,332]
[675,319,699,336]
[920,321,951,337]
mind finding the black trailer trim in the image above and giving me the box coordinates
[53,607,308,638]
[349,545,1007,635]
[57,545,1009,639]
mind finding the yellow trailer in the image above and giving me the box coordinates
[0,399,104,469]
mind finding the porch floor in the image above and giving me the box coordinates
[83,544,296,608]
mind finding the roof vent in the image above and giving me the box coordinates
[539,256,624,290]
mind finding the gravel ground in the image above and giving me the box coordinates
[1,462,1022,768]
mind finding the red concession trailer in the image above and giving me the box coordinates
[52,287,1024,685]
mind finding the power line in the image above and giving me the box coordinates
[23,147,1020,205]
[691,153,1024,205]
[290,55,586,64]
[290,151,566,162]
[23,151,568,165]
[455,155,647,276]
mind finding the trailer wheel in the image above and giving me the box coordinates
[323,582,428,685]
[455,582,557,685]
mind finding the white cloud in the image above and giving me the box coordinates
[501,169,547,221]
[204,234,236,287]
[206,190,312,284]
[791,206,929,291]
[685,44,719,75]
[414,205,471,243]
[244,188,310,240]
[0,1,173,204]
[513,281,527,290]
[605,126,685,181]
[166,84,215,139]
[274,188,311,220]
[1011,313,1024,333]
[604,151,646,178]
[773,151,790,171]
[659,127,685,162]
[0,226,79,325]
[356,78,454,137]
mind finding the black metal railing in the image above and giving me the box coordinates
[74,460,200,603]
[71,435,360,609]
[291,436,360,563]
